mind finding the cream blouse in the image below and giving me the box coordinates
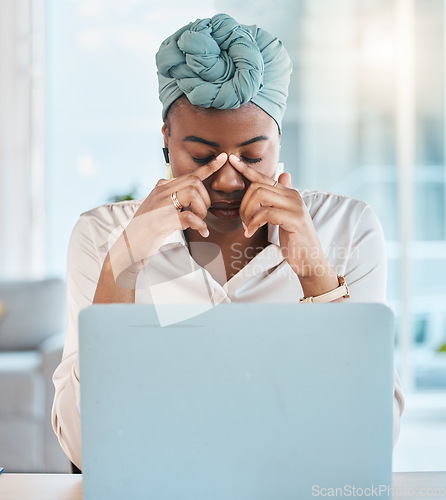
[52,189,405,469]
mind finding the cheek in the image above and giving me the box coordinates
[253,145,280,177]
[251,154,280,178]
[253,162,277,177]
[170,149,198,176]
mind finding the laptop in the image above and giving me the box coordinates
[79,303,394,500]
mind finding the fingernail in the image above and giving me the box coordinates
[202,228,209,238]
[230,154,240,162]
[216,152,227,161]
[242,221,247,232]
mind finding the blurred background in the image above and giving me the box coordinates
[0,0,445,473]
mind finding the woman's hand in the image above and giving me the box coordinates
[229,154,340,297]
[94,153,227,301]
[134,152,228,239]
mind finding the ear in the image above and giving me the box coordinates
[161,121,169,147]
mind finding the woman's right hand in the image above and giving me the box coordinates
[102,152,228,292]
[134,151,227,240]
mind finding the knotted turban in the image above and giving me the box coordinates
[156,13,292,132]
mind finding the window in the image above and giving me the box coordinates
[44,0,446,394]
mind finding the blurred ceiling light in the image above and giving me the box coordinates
[77,154,100,177]
[360,27,396,69]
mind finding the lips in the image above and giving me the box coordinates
[209,200,241,220]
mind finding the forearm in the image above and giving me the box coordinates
[93,253,135,304]
[93,210,172,304]
[297,260,345,303]
[299,266,339,297]
[52,357,82,469]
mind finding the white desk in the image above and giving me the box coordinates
[0,474,82,500]
[0,472,445,499]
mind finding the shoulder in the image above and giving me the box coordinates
[300,189,377,237]
[79,199,143,225]
[300,189,369,220]
[69,200,143,256]
[77,199,142,234]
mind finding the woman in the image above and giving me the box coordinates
[52,13,404,470]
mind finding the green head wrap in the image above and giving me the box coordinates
[156,13,292,132]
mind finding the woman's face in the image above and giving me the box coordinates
[162,97,281,234]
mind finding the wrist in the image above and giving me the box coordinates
[298,268,339,299]
[299,273,349,303]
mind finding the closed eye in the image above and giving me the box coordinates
[192,155,262,165]
[242,156,262,164]
[192,155,215,165]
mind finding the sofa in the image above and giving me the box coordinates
[0,278,70,472]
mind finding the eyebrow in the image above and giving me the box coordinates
[238,135,269,147]
[182,135,269,148]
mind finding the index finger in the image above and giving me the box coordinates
[229,154,276,186]
[194,152,228,181]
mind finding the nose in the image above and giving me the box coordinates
[210,159,245,193]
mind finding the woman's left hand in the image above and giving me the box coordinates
[229,155,339,294]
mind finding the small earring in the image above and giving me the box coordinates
[162,147,173,179]
[162,147,170,164]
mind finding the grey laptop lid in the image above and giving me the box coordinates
[79,303,394,500]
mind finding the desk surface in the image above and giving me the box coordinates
[0,472,445,500]
[0,474,82,500]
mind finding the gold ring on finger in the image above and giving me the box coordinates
[171,191,183,210]
[272,180,278,188]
